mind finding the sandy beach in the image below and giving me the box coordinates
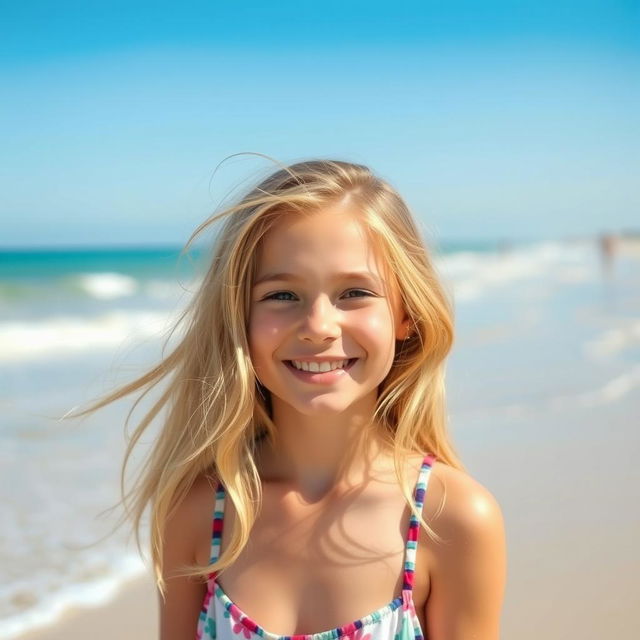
[19,574,158,640]
[4,237,639,639]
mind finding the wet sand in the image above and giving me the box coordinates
[19,573,158,640]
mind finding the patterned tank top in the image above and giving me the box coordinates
[197,454,436,640]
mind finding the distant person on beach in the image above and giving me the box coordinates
[82,158,506,639]
[599,232,618,277]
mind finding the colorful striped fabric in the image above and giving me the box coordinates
[197,454,436,640]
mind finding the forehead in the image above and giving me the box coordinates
[255,206,385,278]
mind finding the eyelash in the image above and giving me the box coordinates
[263,289,374,302]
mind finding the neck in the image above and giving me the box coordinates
[256,395,393,501]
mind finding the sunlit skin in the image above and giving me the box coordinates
[248,202,411,497]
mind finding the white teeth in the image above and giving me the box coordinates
[291,359,348,372]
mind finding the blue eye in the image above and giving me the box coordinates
[265,291,296,301]
[263,289,372,302]
[343,289,372,298]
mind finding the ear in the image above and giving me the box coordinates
[395,313,412,341]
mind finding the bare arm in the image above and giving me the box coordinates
[159,475,217,640]
[425,470,507,640]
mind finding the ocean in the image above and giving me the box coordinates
[1,238,638,638]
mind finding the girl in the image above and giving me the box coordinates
[89,158,506,639]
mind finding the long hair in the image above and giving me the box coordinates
[81,156,461,594]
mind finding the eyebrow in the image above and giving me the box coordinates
[254,270,384,288]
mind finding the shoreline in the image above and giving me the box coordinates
[16,573,158,640]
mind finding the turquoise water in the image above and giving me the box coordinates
[0,246,205,281]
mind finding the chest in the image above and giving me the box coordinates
[211,484,431,636]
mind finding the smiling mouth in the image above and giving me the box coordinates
[283,358,358,373]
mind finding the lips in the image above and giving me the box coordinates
[284,358,357,373]
[283,358,358,372]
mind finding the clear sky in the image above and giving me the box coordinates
[1,1,638,247]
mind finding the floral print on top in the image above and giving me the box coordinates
[197,454,436,640]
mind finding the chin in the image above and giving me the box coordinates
[294,399,355,416]
[277,390,377,417]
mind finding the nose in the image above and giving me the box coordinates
[297,295,341,343]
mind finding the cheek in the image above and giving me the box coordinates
[248,311,285,357]
[358,308,393,338]
[364,316,386,332]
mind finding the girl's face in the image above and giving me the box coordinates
[248,204,410,417]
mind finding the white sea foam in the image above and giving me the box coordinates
[0,273,193,304]
[582,364,640,405]
[437,240,596,302]
[584,320,640,360]
[0,310,180,363]
[0,553,147,640]
[461,364,640,420]
[74,272,139,299]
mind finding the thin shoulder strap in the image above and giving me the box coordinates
[208,480,226,570]
[402,453,436,591]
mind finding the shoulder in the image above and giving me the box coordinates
[423,462,507,638]
[159,473,218,638]
[427,461,504,538]
[164,472,219,568]
[401,454,504,538]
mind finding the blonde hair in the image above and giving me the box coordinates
[82,156,463,595]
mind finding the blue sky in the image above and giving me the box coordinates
[1,1,638,247]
